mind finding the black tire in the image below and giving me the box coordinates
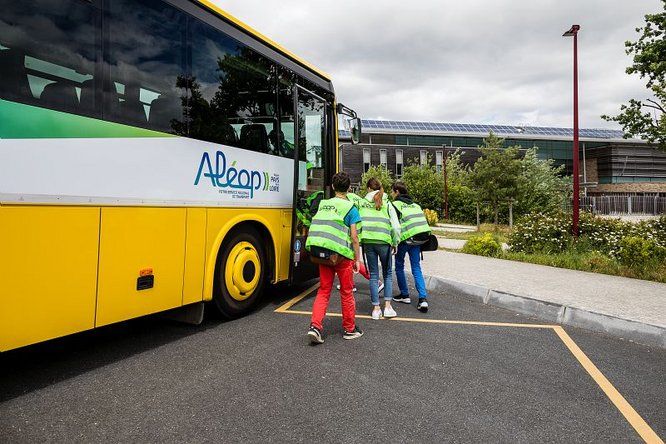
[212,227,266,319]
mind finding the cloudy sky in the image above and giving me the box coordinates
[216,0,660,130]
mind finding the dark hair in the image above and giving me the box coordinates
[366,177,384,210]
[332,171,351,192]
[392,181,408,195]
[366,177,381,191]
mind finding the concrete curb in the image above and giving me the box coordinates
[426,275,666,349]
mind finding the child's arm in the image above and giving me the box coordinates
[350,223,361,272]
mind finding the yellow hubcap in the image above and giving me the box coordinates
[224,241,261,301]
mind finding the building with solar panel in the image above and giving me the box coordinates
[339,119,666,198]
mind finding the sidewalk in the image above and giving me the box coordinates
[421,250,666,348]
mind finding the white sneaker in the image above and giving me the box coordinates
[371,307,382,320]
[383,306,397,318]
[336,284,357,292]
[377,281,385,293]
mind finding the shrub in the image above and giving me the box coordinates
[578,212,630,256]
[424,208,439,226]
[402,160,445,212]
[447,184,477,223]
[508,211,571,254]
[462,233,502,257]
[616,236,660,266]
[515,147,570,216]
[359,165,393,197]
[509,211,666,263]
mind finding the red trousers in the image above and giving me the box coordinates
[311,258,356,332]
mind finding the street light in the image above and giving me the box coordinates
[563,24,581,237]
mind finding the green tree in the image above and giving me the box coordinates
[443,149,476,222]
[470,133,522,224]
[515,148,571,216]
[359,165,394,197]
[402,157,445,213]
[445,149,470,187]
[447,184,477,223]
[602,2,666,150]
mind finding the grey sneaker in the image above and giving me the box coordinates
[307,326,324,344]
[343,327,364,340]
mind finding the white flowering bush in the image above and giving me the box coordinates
[508,212,571,253]
[509,212,666,258]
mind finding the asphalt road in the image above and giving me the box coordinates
[1,277,664,443]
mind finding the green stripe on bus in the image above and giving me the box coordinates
[0,99,173,139]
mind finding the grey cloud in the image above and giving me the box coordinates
[216,0,660,129]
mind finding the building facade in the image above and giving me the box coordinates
[340,120,666,197]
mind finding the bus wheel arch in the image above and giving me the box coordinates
[212,221,275,319]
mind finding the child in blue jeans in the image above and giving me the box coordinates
[390,181,431,312]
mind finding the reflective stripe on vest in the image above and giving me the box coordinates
[392,200,431,242]
[305,197,355,259]
[357,199,392,244]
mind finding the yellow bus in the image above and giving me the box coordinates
[0,0,361,351]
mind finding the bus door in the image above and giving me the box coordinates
[289,85,329,283]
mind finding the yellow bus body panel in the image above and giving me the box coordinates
[95,207,187,327]
[0,205,290,350]
[183,208,207,305]
[0,206,100,351]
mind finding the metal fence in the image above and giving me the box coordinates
[577,196,666,216]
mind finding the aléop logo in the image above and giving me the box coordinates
[194,150,280,199]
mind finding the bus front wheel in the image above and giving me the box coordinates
[213,228,266,319]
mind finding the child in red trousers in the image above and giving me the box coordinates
[305,172,363,344]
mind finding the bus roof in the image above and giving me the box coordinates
[195,0,331,82]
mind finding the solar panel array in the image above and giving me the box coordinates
[359,119,624,139]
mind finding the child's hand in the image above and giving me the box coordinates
[353,260,361,273]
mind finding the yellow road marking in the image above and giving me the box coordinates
[274,283,320,313]
[281,309,556,328]
[553,326,663,444]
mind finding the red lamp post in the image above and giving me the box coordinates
[563,24,581,237]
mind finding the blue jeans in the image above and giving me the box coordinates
[363,243,393,306]
[395,243,428,299]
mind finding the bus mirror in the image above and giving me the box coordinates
[348,117,361,145]
[338,103,361,144]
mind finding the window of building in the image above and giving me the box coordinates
[0,0,100,118]
[396,149,403,178]
[363,148,371,172]
[106,0,187,132]
[420,150,427,166]
[379,149,387,169]
[436,150,443,173]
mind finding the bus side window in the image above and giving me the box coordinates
[0,49,32,101]
[190,18,280,155]
[0,0,99,118]
[104,0,186,133]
